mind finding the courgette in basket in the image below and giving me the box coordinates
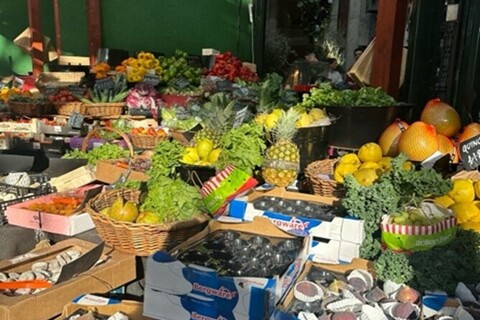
[74,73,129,104]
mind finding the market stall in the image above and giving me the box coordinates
[0,37,480,320]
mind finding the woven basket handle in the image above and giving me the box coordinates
[81,126,135,158]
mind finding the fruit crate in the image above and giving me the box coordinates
[0,173,53,225]
[0,173,51,198]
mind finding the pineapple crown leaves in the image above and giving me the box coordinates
[199,93,237,133]
[272,108,301,142]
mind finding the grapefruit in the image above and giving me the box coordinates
[420,98,461,137]
[437,134,459,163]
[398,121,438,162]
[378,119,409,157]
[458,122,480,143]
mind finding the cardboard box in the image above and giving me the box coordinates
[272,258,373,320]
[50,165,96,192]
[58,299,152,320]
[5,185,101,236]
[0,238,136,320]
[0,119,40,133]
[227,188,364,263]
[143,217,309,320]
[95,160,149,184]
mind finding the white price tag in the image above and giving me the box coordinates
[54,126,62,133]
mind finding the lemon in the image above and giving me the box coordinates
[402,160,415,171]
[264,113,280,130]
[352,168,379,186]
[460,221,480,232]
[359,161,381,170]
[182,153,197,164]
[433,195,455,209]
[309,108,326,121]
[196,139,214,160]
[333,163,358,183]
[338,153,361,167]
[254,113,268,125]
[271,108,284,117]
[208,148,221,164]
[358,142,383,163]
[184,147,200,162]
[448,179,475,203]
[377,157,393,172]
[295,113,313,128]
[474,180,480,199]
[293,104,306,113]
[450,201,480,224]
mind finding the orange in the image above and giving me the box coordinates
[378,119,409,157]
[357,142,383,163]
[420,98,461,137]
[398,121,438,162]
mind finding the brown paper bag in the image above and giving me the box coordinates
[348,38,408,87]
[14,27,58,62]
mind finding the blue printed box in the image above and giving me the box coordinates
[227,188,364,244]
[143,217,309,320]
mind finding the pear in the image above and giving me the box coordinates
[109,197,139,222]
[136,211,162,224]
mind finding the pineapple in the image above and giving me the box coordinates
[262,109,301,187]
[194,93,235,147]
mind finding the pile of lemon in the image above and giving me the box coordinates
[434,179,480,232]
[254,107,327,130]
[333,142,413,186]
[181,139,221,167]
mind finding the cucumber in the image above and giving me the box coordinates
[111,91,129,103]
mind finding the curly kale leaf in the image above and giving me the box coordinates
[408,229,480,294]
[380,154,452,205]
[375,249,414,284]
[360,234,382,260]
[342,175,401,230]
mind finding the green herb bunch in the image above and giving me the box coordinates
[62,143,129,165]
[215,123,267,176]
[301,83,397,108]
[147,139,185,185]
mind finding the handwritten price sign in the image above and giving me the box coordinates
[459,134,480,169]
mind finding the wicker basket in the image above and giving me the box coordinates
[84,102,125,117]
[86,188,209,256]
[129,134,168,150]
[305,158,345,198]
[81,126,134,157]
[8,101,52,117]
[54,102,87,116]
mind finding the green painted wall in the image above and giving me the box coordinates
[0,0,253,76]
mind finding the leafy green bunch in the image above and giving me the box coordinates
[215,123,267,176]
[300,83,397,108]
